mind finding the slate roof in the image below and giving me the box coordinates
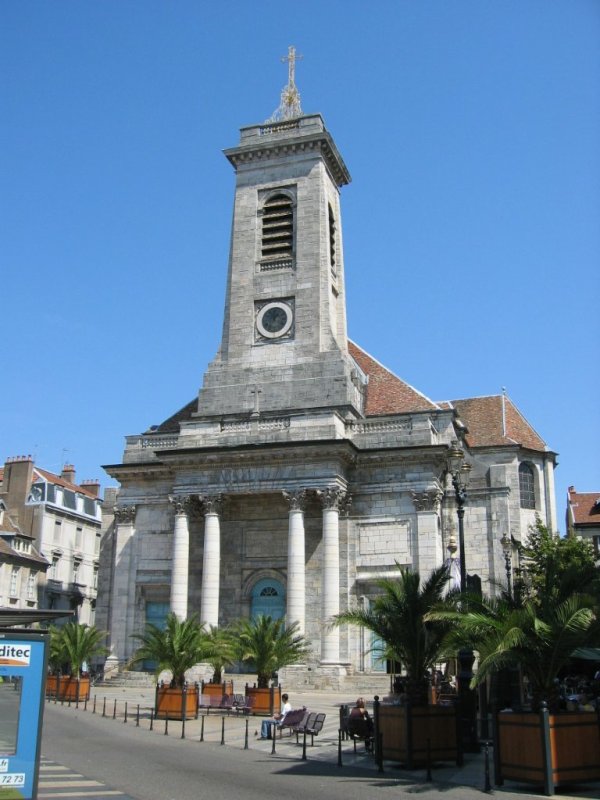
[447,395,547,452]
[567,488,600,527]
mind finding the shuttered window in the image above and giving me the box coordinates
[261,194,293,261]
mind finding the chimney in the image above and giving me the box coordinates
[81,479,100,498]
[1,456,35,507]
[61,464,76,485]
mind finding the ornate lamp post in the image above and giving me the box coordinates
[501,532,513,599]
[447,440,479,752]
[447,440,472,593]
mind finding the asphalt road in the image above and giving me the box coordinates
[40,702,484,800]
[39,700,600,800]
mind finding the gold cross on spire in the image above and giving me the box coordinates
[282,45,302,89]
[267,45,303,123]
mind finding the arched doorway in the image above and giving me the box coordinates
[250,578,285,620]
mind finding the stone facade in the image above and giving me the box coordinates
[99,110,558,689]
[0,457,102,624]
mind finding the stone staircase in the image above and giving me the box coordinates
[99,670,156,688]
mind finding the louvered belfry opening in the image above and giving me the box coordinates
[262,193,293,261]
[328,204,336,273]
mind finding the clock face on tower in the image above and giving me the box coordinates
[256,300,294,340]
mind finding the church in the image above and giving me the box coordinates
[98,50,557,689]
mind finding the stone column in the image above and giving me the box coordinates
[411,488,443,576]
[199,495,223,629]
[283,490,307,634]
[168,495,191,621]
[105,505,136,675]
[317,487,350,665]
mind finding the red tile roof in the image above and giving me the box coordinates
[567,488,600,527]
[33,467,98,499]
[448,395,547,452]
[348,341,439,415]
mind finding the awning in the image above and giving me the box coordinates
[0,608,74,629]
[571,647,600,662]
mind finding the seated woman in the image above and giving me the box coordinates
[347,697,374,751]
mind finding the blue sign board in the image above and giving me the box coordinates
[0,632,48,800]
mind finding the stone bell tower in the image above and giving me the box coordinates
[195,47,366,424]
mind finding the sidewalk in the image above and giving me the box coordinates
[51,681,600,800]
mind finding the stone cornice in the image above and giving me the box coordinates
[224,131,351,187]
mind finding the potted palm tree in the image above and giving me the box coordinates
[433,523,600,795]
[200,625,236,697]
[235,615,309,715]
[129,613,204,719]
[332,564,460,767]
[45,623,107,702]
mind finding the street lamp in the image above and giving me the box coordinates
[447,440,472,593]
[500,532,513,599]
[446,440,479,752]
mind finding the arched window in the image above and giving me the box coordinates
[519,463,536,509]
[261,194,293,262]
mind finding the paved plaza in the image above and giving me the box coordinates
[38,681,600,800]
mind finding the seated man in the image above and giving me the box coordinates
[260,693,292,739]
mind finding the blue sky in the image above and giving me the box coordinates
[2,1,598,532]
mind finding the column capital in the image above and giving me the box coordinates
[317,487,351,515]
[113,505,136,524]
[283,489,308,511]
[411,489,443,513]
[198,494,225,515]
[168,494,194,515]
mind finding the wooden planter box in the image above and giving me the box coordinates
[45,675,91,702]
[495,709,600,796]
[155,685,199,720]
[200,680,234,697]
[244,685,281,716]
[375,701,461,768]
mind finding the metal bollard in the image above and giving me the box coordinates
[302,728,307,761]
[220,717,225,745]
[93,695,97,714]
[426,738,432,782]
[150,709,154,731]
[113,699,117,720]
[484,740,493,794]
[338,729,343,767]
[124,701,128,724]
[271,732,276,755]
[244,719,249,750]
[200,715,204,742]
[181,711,186,740]
[102,697,106,718]
[136,704,140,727]
[164,715,169,736]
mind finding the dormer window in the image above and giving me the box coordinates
[261,193,294,265]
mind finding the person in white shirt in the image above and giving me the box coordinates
[260,693,292,739]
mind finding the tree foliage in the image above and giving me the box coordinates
[332,564,453,705]
[234,615,310,689]
[48,623,108,678]
[129,613,206,687]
